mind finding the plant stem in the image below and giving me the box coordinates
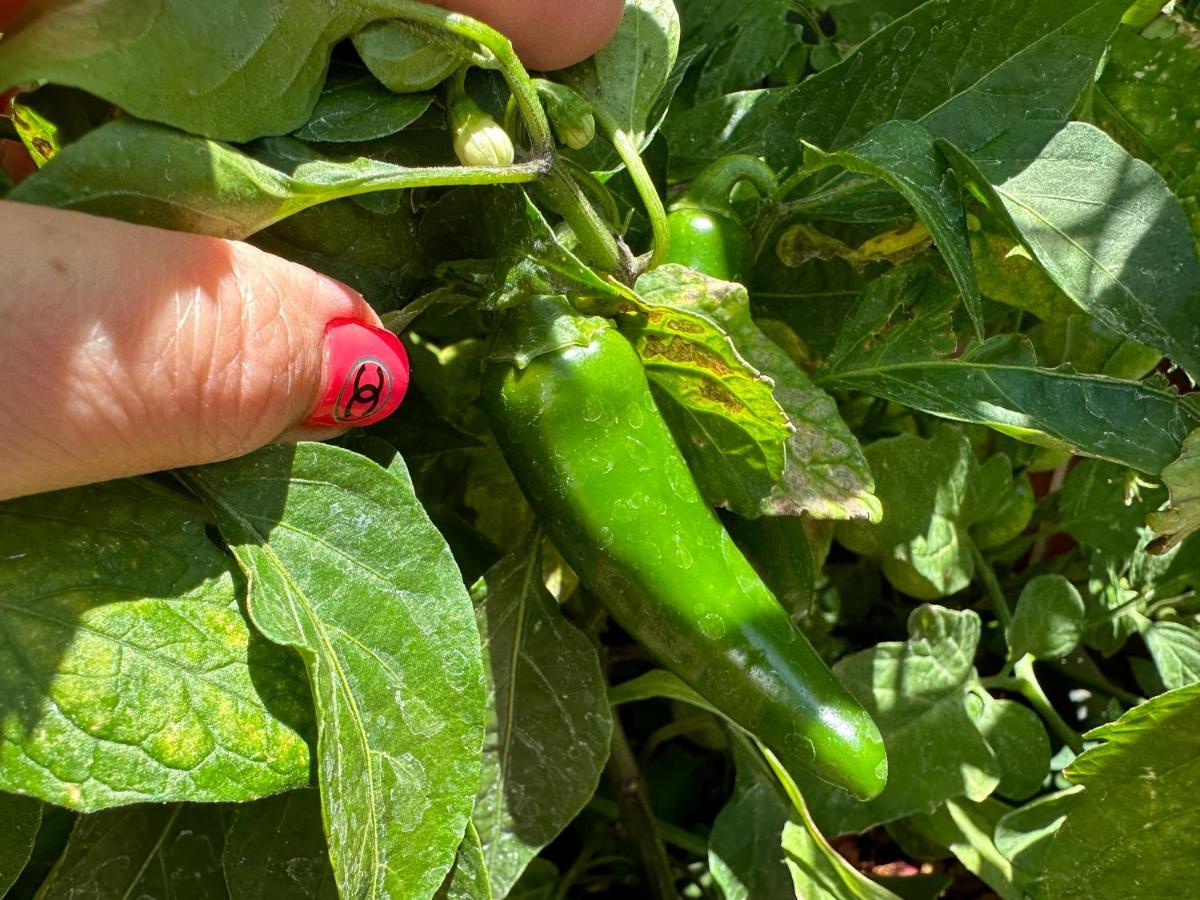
[1012,654,1085,754]
[550,837,602,900]
[638,717,720,772]
[1051,654,1145,706]
[540,161,623,272]
[587,797,709,858]
[969,540,1012,628]
[595,108,669,267]
[607,710,679,900]
[379,0,554,161]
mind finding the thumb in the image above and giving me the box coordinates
[0,203,408,500]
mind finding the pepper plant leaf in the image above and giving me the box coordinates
[940,122,1200,381]
[1039,684,1200,898]
[794,606,1003,835]
[767,0,1129,158]
[976,697,1051,802]
[619,295,793,519]
[0,480,313,811]
[0,792,41,895]
[666,0,1128,170]
[636,265,878,521]
[1057,459,1167,557]
[353,21,466,95]
[708,745,794,900]
[35,804,228,899]
[1147,429,1200,553]
[250,197,429,312]
[1143,622,1200,690]
[899,799,1019,900]
[756,743,902,900]
[835,426,1013,599]
[469,539,611,898]
[817,266,1200,475]
[293,66,435,144]
[800,120,981,335]
[188,443,485,900]
[222,790,338,900]
[0,0,381,142]
[9,117,541,240]
[993,788,1081,895]
[435,820,492,900]
[560,0,680,151]
[674,0,803,103]
[1095,15,1200,236]
[1006,575,1088,662]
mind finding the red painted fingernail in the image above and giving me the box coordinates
[303,318,409,428]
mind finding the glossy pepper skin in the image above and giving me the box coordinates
[662,155,778,284]
[482,297,887,800]
[664,209,755,284]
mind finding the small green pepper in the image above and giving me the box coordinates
[482,296,888,800]
[662,155,777,284]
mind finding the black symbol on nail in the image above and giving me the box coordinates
[335,357,392,424]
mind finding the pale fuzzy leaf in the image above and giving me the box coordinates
[560,0,679,149]
[1147,430,1200,553]
[975,697,1051,802]
[0,0,380,141]
[795,606,1001,835]
[37,804,227,899]
[635,265,879,521]
[1143,622,1200,689]
[353,21,465,95]
[10,117,540,240]
[835,427,1006,598]
[189,443,485,900]
[942,122,1200,380]
[1040,684,1200,898]
[1007,575,1087,661]
[223,790,338,900]
[0,481,312,811]
[470,541,611,897]
[802,120,981,335]
[0,792,41,894]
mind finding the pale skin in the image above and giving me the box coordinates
[0,0,625,500]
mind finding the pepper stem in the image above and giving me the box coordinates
[594,107,669,268]
[674,155,779,213]
[369,0,555,165]
[538,161,623,273]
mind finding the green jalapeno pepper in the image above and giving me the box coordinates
[662,155,777,284]
[482,296,887,800]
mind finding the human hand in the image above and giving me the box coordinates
[0,0,625,500]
